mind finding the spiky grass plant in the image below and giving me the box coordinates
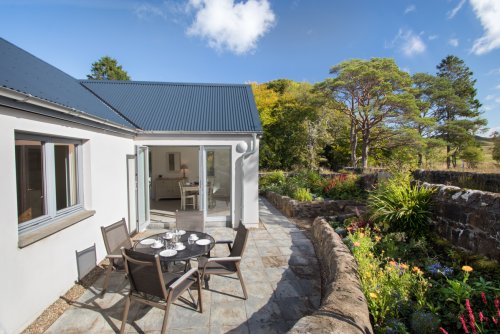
[369,178,435,237]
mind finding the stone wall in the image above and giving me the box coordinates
[425,183,500,261]
[265,191,364,218]
[414,170,500,193]
[288,217,373,334]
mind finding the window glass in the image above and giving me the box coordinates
[54,144,78,210]
[15,140,45,224]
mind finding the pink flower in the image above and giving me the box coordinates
[465,300,477,334]
[481,292,487,305]
[492,316,498,325]
[460,314,469,333]
[439,327,449,334]
[479,312,485,322]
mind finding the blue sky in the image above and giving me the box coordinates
[1,0,500,132]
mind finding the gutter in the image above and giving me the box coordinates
[0,86,137,134]
[240,133,258,225]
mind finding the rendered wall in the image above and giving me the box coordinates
[0,106,135,334]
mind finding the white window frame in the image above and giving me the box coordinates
[16,132,84,234]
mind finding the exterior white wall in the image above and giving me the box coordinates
[135,134,260,228]
[0,106,135,334]
[0,105,260,334]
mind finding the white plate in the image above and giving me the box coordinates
[196,239,211,246]
[177,230,186,235]
[151,243,164,249]
[159,249,177,257]
[189,236,199,241]
[140,239,155,245]
[176,244,186,251]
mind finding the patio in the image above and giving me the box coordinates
[45,198,321,333]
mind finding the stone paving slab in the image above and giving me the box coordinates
[46,197,320,333]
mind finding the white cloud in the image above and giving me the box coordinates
[186,0,276,55]
[134,4,166,20]
[428,34,439,40]
[489,68,500,75]
[470,0,500,55]
[404,4,416,14]
[447,0,466,19]
[486,94,495,100]
[483,105,493,111]
[448,38,459,47]
[388,29,426,56]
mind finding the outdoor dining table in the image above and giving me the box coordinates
[133,230,215,263]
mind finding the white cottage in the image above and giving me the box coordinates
[0,38,261,334]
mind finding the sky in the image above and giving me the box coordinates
[1,0,500,133]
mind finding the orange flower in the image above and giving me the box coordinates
[353,242,361,247]
[462,265,473,272]
[389,260,397,266]
[374,236,382,242]
[400,263,409,270]
[412,267,423,275]
[369,292,378,299]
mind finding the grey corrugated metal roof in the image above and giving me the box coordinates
[81,80,263,133]
[0,38,134,128]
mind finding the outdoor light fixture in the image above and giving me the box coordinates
[180,164,188,178]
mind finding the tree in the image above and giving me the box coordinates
[252,80,338,170]
[460,145,484,168]
[492,132,500,163]
[434,55,486,168]
[87,56,130,80]
[327,58,418,168]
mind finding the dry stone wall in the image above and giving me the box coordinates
[414,170,500,193]
[288,217,373,334]
[265,191,363,218]
[425,183,500,261]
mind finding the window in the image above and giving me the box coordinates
[15,133,83,232]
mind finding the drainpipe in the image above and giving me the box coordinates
[239,133,257,226]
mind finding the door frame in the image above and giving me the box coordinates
[136,145,150,231]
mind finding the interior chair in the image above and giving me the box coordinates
[198,223,249,299]
[179,181,196,210]
[120,248,202,334]
[100,218,132,294]
[175,210,204,233]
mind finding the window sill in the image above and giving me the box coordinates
[18,210,96,248]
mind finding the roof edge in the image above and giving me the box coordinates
[0,86,137,134]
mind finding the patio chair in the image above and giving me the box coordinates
[100,218,132,294]
[179,181,196,210]
[120,248,202,334]
[175,210,204,233]
[198,222,249,299]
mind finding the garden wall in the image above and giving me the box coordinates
[288,217,373,334]
[414,170,500,193]
[265,191,364,218]
[425,183,500,261]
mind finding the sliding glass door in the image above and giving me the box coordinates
[202,146,231,222]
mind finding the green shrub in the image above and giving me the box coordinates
[368,178,435,237]
[259,171,286,193]
[323,174,363,199]
[348,230,429,330]
[292,187,313,201]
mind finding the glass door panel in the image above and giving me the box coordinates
[136,145,150,230]
[205,147,231,221]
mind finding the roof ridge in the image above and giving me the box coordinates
[80,79,250,87]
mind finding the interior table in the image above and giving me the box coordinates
[133,230,215,263]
